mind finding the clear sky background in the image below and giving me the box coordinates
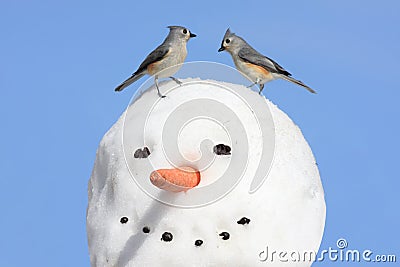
[1,0,399,266]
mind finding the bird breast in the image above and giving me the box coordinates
[153,44,187,78]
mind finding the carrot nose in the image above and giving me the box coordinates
[150,167,201,192]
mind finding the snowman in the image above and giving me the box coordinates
[87,62,325,266]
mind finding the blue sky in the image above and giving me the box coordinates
[1,0,399,266]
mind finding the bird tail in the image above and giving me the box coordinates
[114,72,145,92]
[280,75,316,94]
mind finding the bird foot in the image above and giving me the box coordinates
[170,76,182,85]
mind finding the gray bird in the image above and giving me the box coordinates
[115,26,196,97]
[218,28,316,94]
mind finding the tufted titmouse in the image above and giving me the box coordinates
[115,26,196,98]
[218,29,316,94]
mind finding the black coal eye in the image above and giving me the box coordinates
[183,29,187,34]
[225,39,230,44]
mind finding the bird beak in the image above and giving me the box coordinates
[190,33,196,38]
[218,46,225,52]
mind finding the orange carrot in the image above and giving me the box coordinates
[150,167,200,192]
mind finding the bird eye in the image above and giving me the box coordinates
[183,29,187,34]
[225,39,230,44]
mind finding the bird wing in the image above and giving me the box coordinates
[134,44,170,75]
[238,47,291,76]
[115,44,170,92]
